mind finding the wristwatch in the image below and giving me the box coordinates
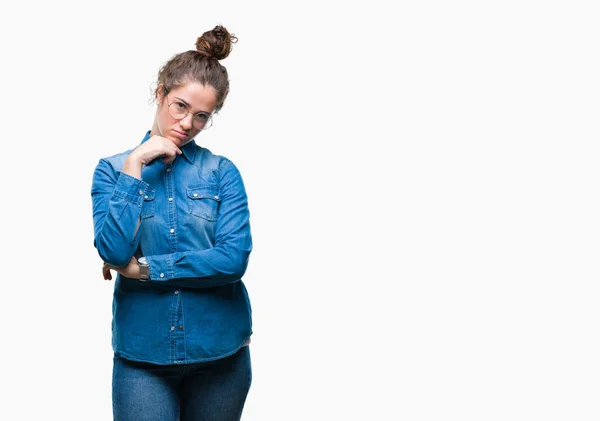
[138,257,149,281]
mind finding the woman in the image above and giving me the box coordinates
[90,25,253,421]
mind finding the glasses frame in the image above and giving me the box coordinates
[166,96,215,131]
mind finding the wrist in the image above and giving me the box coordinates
[126,150,145,165]
[123,153,143,179]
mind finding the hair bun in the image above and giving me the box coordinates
[195,25,238,60]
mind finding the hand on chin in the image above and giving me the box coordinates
[171,130,192,146]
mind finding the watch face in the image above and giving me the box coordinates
[138,257,147,265]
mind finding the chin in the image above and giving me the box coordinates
[165,134,184,146]
[171,131,197,145]
[167,135,182,145]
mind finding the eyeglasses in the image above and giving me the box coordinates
[167,97,214,130]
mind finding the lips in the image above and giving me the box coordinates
[172,130,188,140]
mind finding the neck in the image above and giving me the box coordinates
[150,120,162,137]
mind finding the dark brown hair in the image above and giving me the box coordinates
[154,25,238,112]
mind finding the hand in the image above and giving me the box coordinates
[130,135,183,165]
[102,262,113,280]
[102,257,141,280]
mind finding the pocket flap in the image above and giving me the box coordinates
[187,186,221,201]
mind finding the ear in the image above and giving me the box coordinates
[156,84,165,105]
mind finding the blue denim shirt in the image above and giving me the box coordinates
[91,131,253,365]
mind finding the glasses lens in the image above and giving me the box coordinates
[168,102,187,120]
[193,114,213,131]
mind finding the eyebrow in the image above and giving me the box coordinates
[173,97,211,115]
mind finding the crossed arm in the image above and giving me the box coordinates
[92,139,252,288]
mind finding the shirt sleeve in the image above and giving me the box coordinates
[91,158,150,267]
[145,158,253,288]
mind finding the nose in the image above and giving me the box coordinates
[179,112,193,130]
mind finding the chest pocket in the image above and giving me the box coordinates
[187,185,221,222]
[141,189,156,219]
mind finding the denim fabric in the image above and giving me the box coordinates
[91,131,253,364]
[113,346,252,421]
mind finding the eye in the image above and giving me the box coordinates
[194,112,210,122]
[174,101,188,111]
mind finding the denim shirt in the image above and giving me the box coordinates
[91,131,252,365]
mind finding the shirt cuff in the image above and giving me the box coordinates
[112,172,150,206]
[146,255,174,281]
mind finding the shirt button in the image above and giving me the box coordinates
[193,193,198,197]
[160,273,164,278]
[138,190,143,195]
[174,290,179,295]
[168,197,173,202]
[214,195,219,200]
[144,195,148,199]
[166,168,172,172]
[170,228,175,234]
[178,326,183,331]
[170,326,175,331]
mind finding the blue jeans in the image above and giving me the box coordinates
[112,346,252,421]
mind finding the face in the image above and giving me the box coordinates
[151,81,218,147]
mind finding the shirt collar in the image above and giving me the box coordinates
[141,130,197,164]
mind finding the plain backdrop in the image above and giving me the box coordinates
[1,1,599,420]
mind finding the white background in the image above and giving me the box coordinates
[1,1,599,420]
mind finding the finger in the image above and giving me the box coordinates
[163,153,177,165]
[162,137,183,154]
